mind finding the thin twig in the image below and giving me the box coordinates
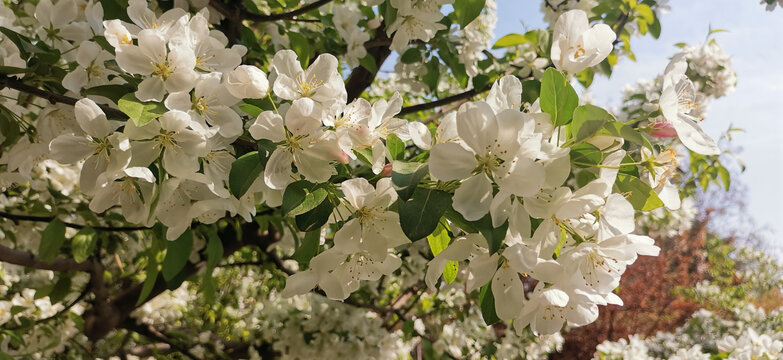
[0,210,147,232]
[0,76,126,118]
[210,0,333,22]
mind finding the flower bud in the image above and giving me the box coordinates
[224,65,269,99]
[650,121,677,138]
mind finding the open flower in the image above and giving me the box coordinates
[49,98,131,193]
[550,9,616,74]
[659,54,721,155]
[429,101,544,221]
[249,99,346,189]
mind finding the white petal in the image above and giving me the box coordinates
[263,149,293,190]
[428,142,476,181]
[492,265,525,320]
[453,174,493,221]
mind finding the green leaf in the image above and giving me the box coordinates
[422,58,440,92]
[118,93,166,127]
[453,0,485,28]
[570,143,603,168]
[521,79,541,104]
[84,85,133,104]
[205,228,223,269]
[359,54,378,73]
[282,181,329,216]
[635,4,654,23]
[137,224,164,306]
[38,219,66,263]
[479,282,500,325]
[616,174,664,211]
[295,198,334,232]
[575,67,595,88]
[649,14,661,39]
[427,221,457,283]
[717,166,731,191]
[391,161,429,201]
[0,66,29,75]
[98,0,131,22]
[238,103,263,117]
[601,121,653,150]
[228,151,264,198]
[473,215,508,255]
[288,32,314,67]
[161,229,193,282]
[398,188,452,240]
[47,275,71,304]
[540,68,579,126]
[570,105,614,144]
[492,33,527,49]
[400,48,422,64]
[71,227,97,263]
[386,133,405,161]
[472,74,491,91]
[292,229,320,267]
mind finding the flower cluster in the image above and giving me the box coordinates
[594,305,783,360]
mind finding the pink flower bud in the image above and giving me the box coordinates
[336,150,351,164]
[381,163,393,177]
[650,121,677,138]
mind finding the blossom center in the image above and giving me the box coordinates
[297,74,324,97]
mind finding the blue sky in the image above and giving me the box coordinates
[495,0,783,248]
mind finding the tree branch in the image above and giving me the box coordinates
[82,219,278,341]
[0,76,126,119]
[0,243,93,272]
[122,321,199,360]
[0,210,147,232]
[210,0,332,23]
[345,23,392,101]
[398,85,491,116]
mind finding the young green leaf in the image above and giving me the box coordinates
[118,93,166,127]
[540,68,579,126]
[71,227,97,263]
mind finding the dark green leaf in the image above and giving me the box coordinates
[292,229,320,266]
[161,229,193,282]
[422,58,440,92]
[472,74,491,91]
[282,180,329,216]
[400,48,421,64]
[479,282,500,325]
[295,197,334,232]
[205,228,223,269]
[473,215,508,255]
[521,79,541,104]
[38,219,66,263]
[398,188,451,240]
[453,0,485,28]
[84,85,133,104]
[359,54,378,73]
[391,161,429,201]
[137,224,164,306]
[229,151,264,198]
